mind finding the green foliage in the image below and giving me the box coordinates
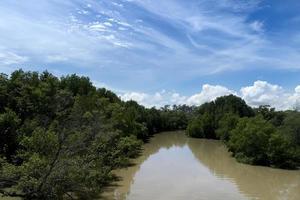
[118,135,142,158]
[215,113,239,141]
[186,112,216,138]
[255,105,285,126]
[159,105,190,131]
[186,118,204,138]
[1,116,143,199]
[187,95,300,169]
[267,133,300,169]
[0,73,8,112]
[96,88,121,104]
[188,95,253,139]
[228,116,300,168]
[198,95,254,118]
[0,109,20,160]
[60,74,95,96]
[279,111,300,145]
[1,69,299,200]
[227,116,276,165]
[0,69,193,199]
[213,94,254,118]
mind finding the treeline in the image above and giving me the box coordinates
[187,95,300,169]
[0,70,190,199]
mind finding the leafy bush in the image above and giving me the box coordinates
[227,117,273,165]
[215,113,239,141]
[187,96,300,169]
[186,118,204,138]
[228,116,300,168]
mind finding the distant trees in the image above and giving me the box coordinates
[215,113,239,141]
[187,95,300,169]
[187,95,254,139]
[186,113,215,138]
[186,118,204,138]
[228,116,299,169]
[159,105,190,131]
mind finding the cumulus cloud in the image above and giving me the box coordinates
[120,91,187,108]
[240,81,285,108]
[120,81,300,110]
[119,84,236,108]
[121,92,148,104]
[186,84,236,105]
[119,85,234,108]
[288,86,300,111]
[240,81,300,110]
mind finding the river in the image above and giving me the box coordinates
[102,131,300,200]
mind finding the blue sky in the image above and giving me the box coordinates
[0,0,300,109]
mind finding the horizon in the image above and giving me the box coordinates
[0,0,300,109]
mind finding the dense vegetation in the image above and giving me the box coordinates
[187,96,300,169]
[0,70,299,199]
[0,70,189,199]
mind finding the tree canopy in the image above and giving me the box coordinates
[187,96,300,169]
[0,70,190,199]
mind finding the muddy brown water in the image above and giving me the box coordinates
[102,131,300,200]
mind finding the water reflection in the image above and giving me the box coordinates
[102,131,300,200]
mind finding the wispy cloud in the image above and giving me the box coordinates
[0,51,28,65]
[0,0,299,93]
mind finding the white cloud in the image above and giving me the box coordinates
[240,81,300,110]
[187,84,236,105]
[112,2,123,7]
[171,93,187,105]
[89,24,106,32]
[120,91,187,108]
[119,81,300,110]
[103,22,113,27]
[119,84,236,108]
[0,0,299,95]
[288,86,300,111]
[241,81,284,108]
[122,92,148,103]
[128,0,300,75]
[77,9,89,15]
[250,20,264,32]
